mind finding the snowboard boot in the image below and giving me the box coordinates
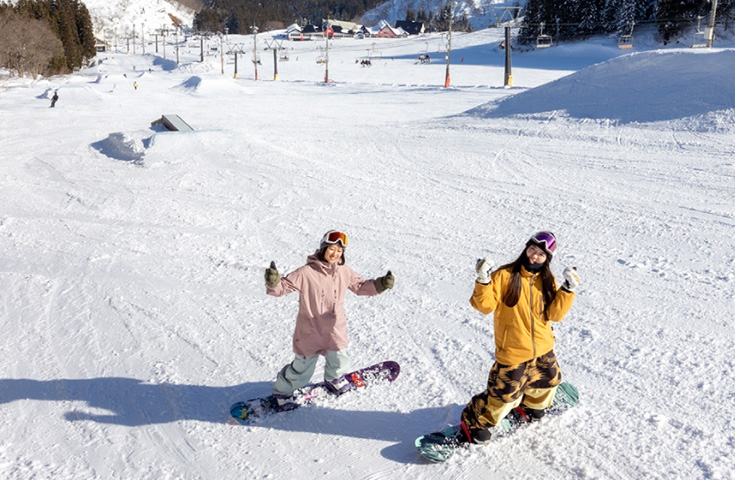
[325,375,353,396]
[458,419,493,444]
[523,406,546,420]
[273,394,297,412]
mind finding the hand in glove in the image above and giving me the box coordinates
[562,267,579,292]
[475,257,494,285]
[265,261,281,287]
[375,271,394,294]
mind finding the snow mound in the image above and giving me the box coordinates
[172,76,244,95]
[174,76,203,92]
[144,130,236,166]
[91,132,147,164]
[466,48,735,126]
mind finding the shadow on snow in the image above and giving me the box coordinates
[0,376,455,464]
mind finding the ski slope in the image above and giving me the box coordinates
[1,26,734,479]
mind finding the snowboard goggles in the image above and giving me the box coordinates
[528,231,556,255]
[322,230,348,248]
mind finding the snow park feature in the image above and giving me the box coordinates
[1,13,735,480]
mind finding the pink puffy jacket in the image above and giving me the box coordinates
[266,253,379,357]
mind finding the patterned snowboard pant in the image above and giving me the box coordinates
[461,349,562,429]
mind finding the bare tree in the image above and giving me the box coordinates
[0,10,65,77]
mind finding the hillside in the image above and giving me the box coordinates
[362,0,515,29]
[81,0,197,38]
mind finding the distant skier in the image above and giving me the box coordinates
[458,232,579,444]
[133,81,138,90]
[264,230,394,410]
[50,91,58,108]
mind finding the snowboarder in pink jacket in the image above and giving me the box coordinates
[265,230,394,409]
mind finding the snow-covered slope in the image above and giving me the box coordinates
[1,28,734,479]
[468,48,735,127]
[82,0,196,39]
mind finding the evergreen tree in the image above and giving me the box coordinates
[616,0,636,35]
[52,0,83,69]
[74,0,96,60]
[577,0,604,37]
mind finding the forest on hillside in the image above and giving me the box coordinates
[194,0,385,33]
[517,0,734,45]
[0,0,95,76]
[193,0,474,33]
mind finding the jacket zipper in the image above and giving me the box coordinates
[529,274,537,360]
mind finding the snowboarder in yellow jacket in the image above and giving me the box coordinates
[459,231,579,444]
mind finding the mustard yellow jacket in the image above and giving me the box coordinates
[470,266,575,365]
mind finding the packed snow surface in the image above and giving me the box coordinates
[1,27,734,479]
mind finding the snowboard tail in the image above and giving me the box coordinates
[415,381,579,463]
[230,361,400,425]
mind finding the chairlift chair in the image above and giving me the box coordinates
[536,35,553,48]
[618,35,633,49]
[536,22,552,49]
[691,16,709,48]
[368,50,383,60]
[618,21,634,49]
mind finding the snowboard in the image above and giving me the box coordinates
[415,381,579,463]
[230,360,400,425]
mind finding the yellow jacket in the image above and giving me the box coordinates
[470,266,575,365]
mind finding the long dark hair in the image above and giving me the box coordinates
[318,246,346,265]
[498,249,557,320]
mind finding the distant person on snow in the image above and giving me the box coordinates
[264,230,394,410]
[458,231,579,444]
[133,81,138,90]
[50,91,59,108]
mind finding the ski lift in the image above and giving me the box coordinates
[437,34,448,53]
[536,22,553,49]
[316,45,326,64]
[618,21,634,49]
[416,41,431,63]
[279,51,289,61]
[691,16,709,48]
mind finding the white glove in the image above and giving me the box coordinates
[475,257,494,285]
[562,267,580,292]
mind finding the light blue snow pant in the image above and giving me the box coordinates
[273,349,351,396]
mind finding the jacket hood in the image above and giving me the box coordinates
[307,252,338,275]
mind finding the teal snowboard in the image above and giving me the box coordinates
[415,381,579,463]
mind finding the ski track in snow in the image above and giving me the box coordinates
[1,27,735,480]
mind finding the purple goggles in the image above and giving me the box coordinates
[528,231,557,255]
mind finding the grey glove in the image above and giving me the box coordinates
[265,261,281,287]
[375,270,394,294]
